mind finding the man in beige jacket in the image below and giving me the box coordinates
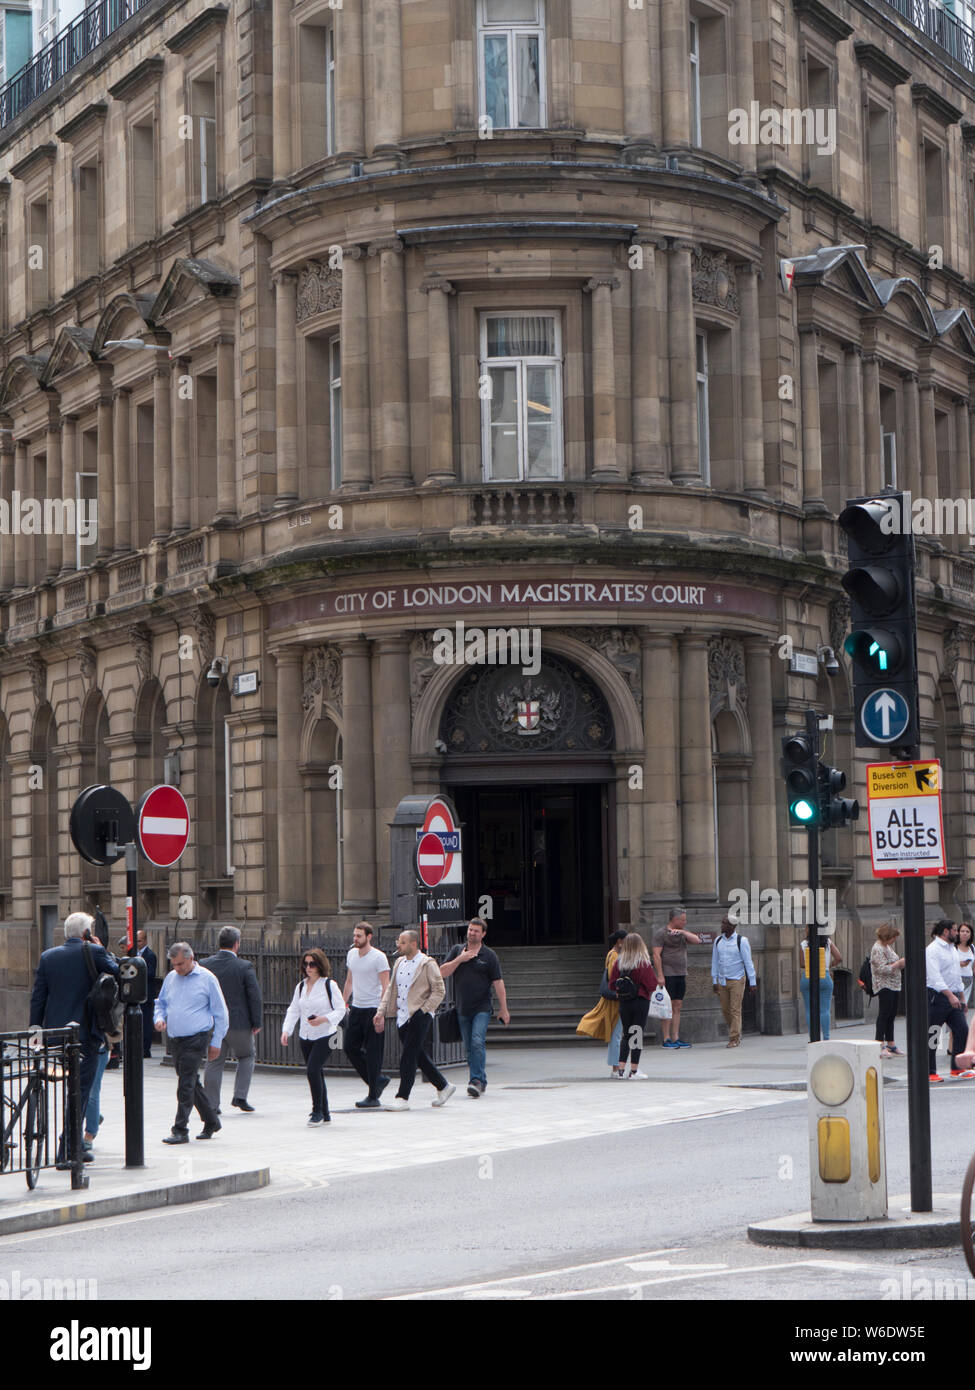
[373,930,456,1109]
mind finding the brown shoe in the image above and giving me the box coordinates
[726,1040,741,1048]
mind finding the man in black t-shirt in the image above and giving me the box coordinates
[440,920,510,1097]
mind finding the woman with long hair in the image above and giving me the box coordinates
[281,947,347,1124]
[870,923,905,1058]
[608,933,658,1079]
[957,922,974,1009]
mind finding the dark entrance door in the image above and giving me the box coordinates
[455,784,607,946]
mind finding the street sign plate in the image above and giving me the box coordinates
[866,760,946,877]
[136,784,190,867]
[69,785,136,866]
[859,688,911,745]
[415,831,447,888]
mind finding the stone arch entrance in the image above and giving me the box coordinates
[438,653,616,945]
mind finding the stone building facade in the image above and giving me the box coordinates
[0,0,974,1033]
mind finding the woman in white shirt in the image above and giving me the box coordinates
[957,923,975,1009]
[281,948,347,1125]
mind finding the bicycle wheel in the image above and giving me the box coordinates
[24,1085,45,1189]
[961,1150,975,1279]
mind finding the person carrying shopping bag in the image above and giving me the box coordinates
[576,930,627,1074]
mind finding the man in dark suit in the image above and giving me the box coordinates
[136,930,158,1058]
[29,911,118,1163]
[202,926,262,1113]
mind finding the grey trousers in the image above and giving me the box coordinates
[203,1027,256,1108]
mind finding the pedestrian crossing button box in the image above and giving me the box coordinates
[118,956,148,1006]
[808,1039,886,1221]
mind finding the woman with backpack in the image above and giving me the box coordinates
[281,948,347,1124]
[798,935,842,1040]
[870,923,905,1057]
[608,933,658,1079]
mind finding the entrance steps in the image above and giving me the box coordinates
[488,944,608,1044]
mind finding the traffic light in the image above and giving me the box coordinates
[837,492,919,751]
[818,762,859,829]
[781,732,820,827]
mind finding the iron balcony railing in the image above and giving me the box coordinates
[885,0,975,73]
[0,0,154,130]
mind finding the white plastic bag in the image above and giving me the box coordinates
[648,986,672,1020]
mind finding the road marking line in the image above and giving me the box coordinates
[535,1259,881,1299]
[0,1200,228,1243]
[386,1249,685,1298]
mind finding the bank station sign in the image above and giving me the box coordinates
[270,578,777,629]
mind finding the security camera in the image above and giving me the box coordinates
[817,645,840,677]
[433,738,447,754]
[206,656,229,687]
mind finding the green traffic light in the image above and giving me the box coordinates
[868,640,888,671]
[791,798,817,823]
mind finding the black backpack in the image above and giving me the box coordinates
[83,941,123,1043]
[615,970,638,1001]
[857,955,876,998]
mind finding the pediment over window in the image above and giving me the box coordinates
[0,354,50,413]
[149,257,238,324]
[42,326,95,385]
[791,244,881,308]
[872,278,937,336]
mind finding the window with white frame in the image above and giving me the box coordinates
[882,431,897,489]
[696,331,711,484]
[480,313,562,481]
[75,470,97,570]
[326,25,336,155]
[190,73,217,205]
[477,0,545,132]
[329,336,342,489]
[689,18,702,147]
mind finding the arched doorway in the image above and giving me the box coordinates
[439,653,615,946]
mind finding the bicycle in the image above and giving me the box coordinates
[963,1152,975,1279]
[0,1040,54,1189]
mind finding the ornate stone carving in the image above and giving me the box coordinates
[829,597,851,658]
[77,642,96,691]
[708,637,748,714]
[26,654,46,706]
[302,646,342,716]
[549,627,642,713]
[410,632,437,717]
[439,653,615,754]
[296,262,343,322]
[692,250,740,314]
[193,608,215,669]
[129,624,153,686]
[944,624,963,678]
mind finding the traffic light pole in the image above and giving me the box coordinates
[805,709,821,1044]
[903,872,931,1211]
[122,842,145,1169]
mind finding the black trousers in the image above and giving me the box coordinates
[875,988,899,1044]
[170,1031,219,1134]
[345,1006,386,1097]
[396,1012,447,1100]
[299,1036,332,1116]
[927,989,969,1074]
[618,998,651,1067]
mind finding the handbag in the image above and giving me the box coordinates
[437,1004,462,1045]
[599,968,618,1001]
[648,986,672,1020]
[324,978,347,1050]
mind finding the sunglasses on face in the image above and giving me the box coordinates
[303,960,317,968]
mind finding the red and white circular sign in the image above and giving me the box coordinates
[422,798,457,877]
[137,785,190,867]
[415,831,447,888]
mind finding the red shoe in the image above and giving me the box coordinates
[929,1073,944,1083]
[951,1069,975,1079]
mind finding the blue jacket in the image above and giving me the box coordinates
[29,937,119,1043]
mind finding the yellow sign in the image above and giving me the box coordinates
[867,762,939,798]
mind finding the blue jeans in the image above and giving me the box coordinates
[458,1011,491,1085]
[607,1017,622,1067]
[800,973,834,1039]
[85,1045,109,1139]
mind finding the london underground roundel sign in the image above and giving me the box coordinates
[137,785,190,867]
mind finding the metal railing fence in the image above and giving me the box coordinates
[0,1026,86,1189]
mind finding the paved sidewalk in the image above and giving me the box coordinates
[0,1021,896,1235]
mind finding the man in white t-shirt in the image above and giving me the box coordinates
[342,922,391,1109]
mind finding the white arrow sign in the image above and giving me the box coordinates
[875,692,896,738]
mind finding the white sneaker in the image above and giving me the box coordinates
[432,1083,456,1107]
[627,1070,648,1080]
[384,1097,409,1110]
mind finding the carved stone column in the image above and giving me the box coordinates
[274,272,299,506]
[421,276,456,485]
[13,438,28,589]
[152,361,172,539]
[170,358,191,534]
[585,275,621,478]
[96,392,114,556]
[678,633,717,900]
[113,389,131,555]
[739,262,765,494]
[640,633,681,902]
[45,412,61,577]
[623,0,653,143]
[60,415,76,573]
[955,397,971,503]
[919,377,938,502]
[843,344,864,497]
[370,0,403,152]
[340,247,371,492]
[0,433,11,591]
[370,239,411,486]
[901,372,920,497]
[969,404,975,500]
[744,637,776,892]
[335,0,365,158]
[799,325,824,510]
[660,0,690,148]
[734,0,757,171]
[340,636,377,911]
[668,240,699,484]
[631,238,666,485]
[216,337,237,519]
[272,0,293,183]
[374,637,412,908]
[273,647,307,916]
[862,354,882,496]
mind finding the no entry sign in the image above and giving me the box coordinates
[415,831,448,888]
[136,785,190,867]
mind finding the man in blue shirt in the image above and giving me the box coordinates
[154,942,229,1143]
[711,913,757,1048]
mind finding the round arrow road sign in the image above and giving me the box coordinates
[137,784,190,867]
[860,688,911,745]
[415,831,447,888]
